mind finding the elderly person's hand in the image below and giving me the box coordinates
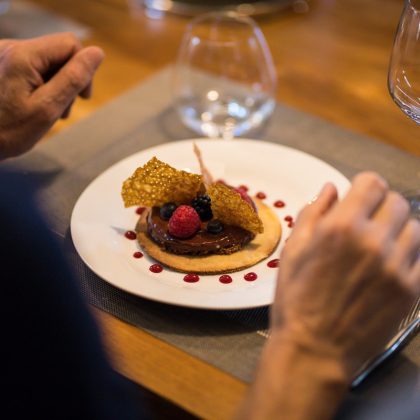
[273,172,419,374]
[239,172,420,420]
[0,33,104,160]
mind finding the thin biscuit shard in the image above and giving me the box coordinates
[122,157,202,207]
[208,183,263,235]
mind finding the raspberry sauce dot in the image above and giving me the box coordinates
[284,215,293,222]
[287,221,295,228]
[238,185,249,192]
[256,192,266,199]
[149,264,163,273]
[125,230,137,240]
[274,200,286,208]
[267,259,280,268]
[133,251,143,259]
[244,272,258,281]
[219,274,233,284]
[136,207,146,215]
[184,274,200,283]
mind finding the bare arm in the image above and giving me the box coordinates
[238,172,420,419]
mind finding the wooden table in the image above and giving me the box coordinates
[27,0,420,418]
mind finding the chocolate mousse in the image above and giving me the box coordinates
[146,207,254,256]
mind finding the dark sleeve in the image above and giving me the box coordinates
[0,170,144,420]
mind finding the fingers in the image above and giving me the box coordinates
[61,99,75,119]
[79,82,93,99]
[333,172,388,220]
[31,46,104,118]
[26,32,83,75]
[392,218,420,293]
[407,259,420,294]
[372,191,410,239]
[295,183,338,227]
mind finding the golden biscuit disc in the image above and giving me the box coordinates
[136,199,281,274]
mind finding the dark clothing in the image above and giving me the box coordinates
[0,170,141,419]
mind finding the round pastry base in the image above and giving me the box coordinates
[136,199,282,274]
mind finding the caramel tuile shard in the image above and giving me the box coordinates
[208,183,264,235]
[122,157,202,207]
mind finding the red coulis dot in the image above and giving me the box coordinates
[256,192,266,199]
[219,274,233,284]
[136,207,146,215]
[149,264,163,273]
[287,221,295,228]
[244,272,258,281]
[184,274,200,283]
[274,200,285,208]
[133,251,143,259]
[125,230,137,240]
[284,215,293,222]
[267,259,280,268]
[238,185,249,192]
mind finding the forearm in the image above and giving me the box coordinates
[237,332,348,420]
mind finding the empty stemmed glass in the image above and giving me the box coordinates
[351,1,420,387]
[173,11,277,140]
[388,0,420,218]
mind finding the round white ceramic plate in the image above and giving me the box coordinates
[71,139,350,310]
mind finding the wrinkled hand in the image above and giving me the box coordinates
[0,33,104,159]
[272,172,420,378]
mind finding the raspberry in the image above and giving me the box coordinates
[168,205,201,239]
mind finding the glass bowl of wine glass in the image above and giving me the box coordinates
[388,0,420,218]
[172,11,277,140]
[388,0,420,124]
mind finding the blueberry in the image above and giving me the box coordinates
[206,220,224,234]
[160,203,177,220]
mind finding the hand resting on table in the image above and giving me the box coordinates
[0,33,104,160]
[239,172,420,420]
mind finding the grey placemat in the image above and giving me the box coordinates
[0,0,90,39]
[5,66,420,417]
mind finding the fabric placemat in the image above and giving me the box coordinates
[5,66,420,417]
[0,0,90,39]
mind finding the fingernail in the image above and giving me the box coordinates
[308,183,333,205]
[308,195,318,205]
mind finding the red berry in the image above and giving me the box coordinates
[168,205,201,239]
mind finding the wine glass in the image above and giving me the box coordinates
[388,0,420,124]
[173,11,277,140]
[388,0,420,217]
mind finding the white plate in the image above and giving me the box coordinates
[71,139,350,310]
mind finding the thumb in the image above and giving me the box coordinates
[32,46,104,113]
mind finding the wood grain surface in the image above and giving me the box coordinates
[25,0,420,417]
[32,0,419,154]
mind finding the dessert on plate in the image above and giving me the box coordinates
[121,145,281,274]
